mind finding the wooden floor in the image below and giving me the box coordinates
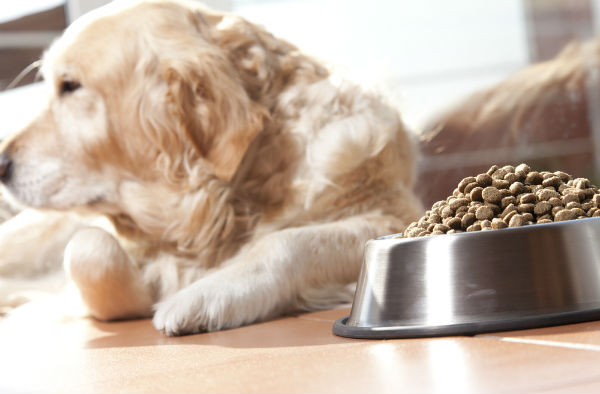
[1,297,600,393]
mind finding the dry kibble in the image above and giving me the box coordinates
[482,187,502,204]
[486,165,499,175]
[457,176,477,192]
[501,196,517,209]
[519,193,536,204]
[475,205,494,221]
[542,176,562,188]
[554,209,576,221]
[469,187,484,202]
[434,224,450,232]
[525,171,543,185]
[449,198,469,210]
[491,218,508,229]
[461,213,477,228]
[441,206,454,218]
[517,203,535,214]
[534,201,552,215]
[464,182,478,194]
[446,217,462,230]
[509,214,524,227]
[548,197,563,207]
[509,182,525,195]
[504,173,519,184]
[503,209,517,223]
[400,164,600,238]
[476,173,493,187]
[537,189,559,201]
[515,163,530,175]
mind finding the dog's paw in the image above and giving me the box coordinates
[152,273,273,336]
[152,288,209,336]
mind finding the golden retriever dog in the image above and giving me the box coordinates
[0,0,422,335]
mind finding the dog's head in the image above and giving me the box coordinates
[0,0,306,246]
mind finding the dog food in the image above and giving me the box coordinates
[401,164,600,238]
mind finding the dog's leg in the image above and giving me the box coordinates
[64,227,153,321]
[153,214,392,336]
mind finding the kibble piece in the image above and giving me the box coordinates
[533,201,552,215]
[515,163,530,175]
[433,224,450,233]
[449,198,469,210]
[517,203,535,214]
[525,171,543,185]
[463,181,478,194]
[461,213,477,229]
[491,218,508,229]
[537,219,553,224]
[593,194,600,206]
[583,188,596,199]
[563,193,581,204]
[467,223,482,232]
[491,168,508,180]
[571,207,586,217]
[554,171,570,182]
[476,173,493,187]
[542,176,562,188]
[537,189,560,201]
[441,206,454,218]
[481,219,492,228]
[501,196,517,209]
[594,210,600,217]
[486,165,499,175]
[485,203,502,216]
[522,212,534,222]
[509,182,525,195]
[565,201,581,210]
[537,214,552,221]
[503,209,518,223]
[504,173,519,184]
[492,179,510,189]
[548,197,563,207]
[482,186,502,204]
[554,209,577,222]
[469,186,484,202]
[519,193,536,204]
[509,214,524,227]
[446,217,462,230]
[475,205,494,221]
[429,213,441,223]
[574,178,590,189]
[457,176,477,192]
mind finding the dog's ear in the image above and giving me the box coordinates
[162,42,265,181]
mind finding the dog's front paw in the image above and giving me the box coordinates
[152,273,275,336]
[152,288,208,336]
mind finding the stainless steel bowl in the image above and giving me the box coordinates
[333,217,600,339]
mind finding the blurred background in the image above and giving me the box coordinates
[1,0,599,207]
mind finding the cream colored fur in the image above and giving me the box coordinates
[0,0,422,335]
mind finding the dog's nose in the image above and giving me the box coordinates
[0,153,12,183]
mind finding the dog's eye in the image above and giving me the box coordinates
[59,80,81,96]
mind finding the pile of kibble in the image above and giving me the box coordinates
[401,164,600,238]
